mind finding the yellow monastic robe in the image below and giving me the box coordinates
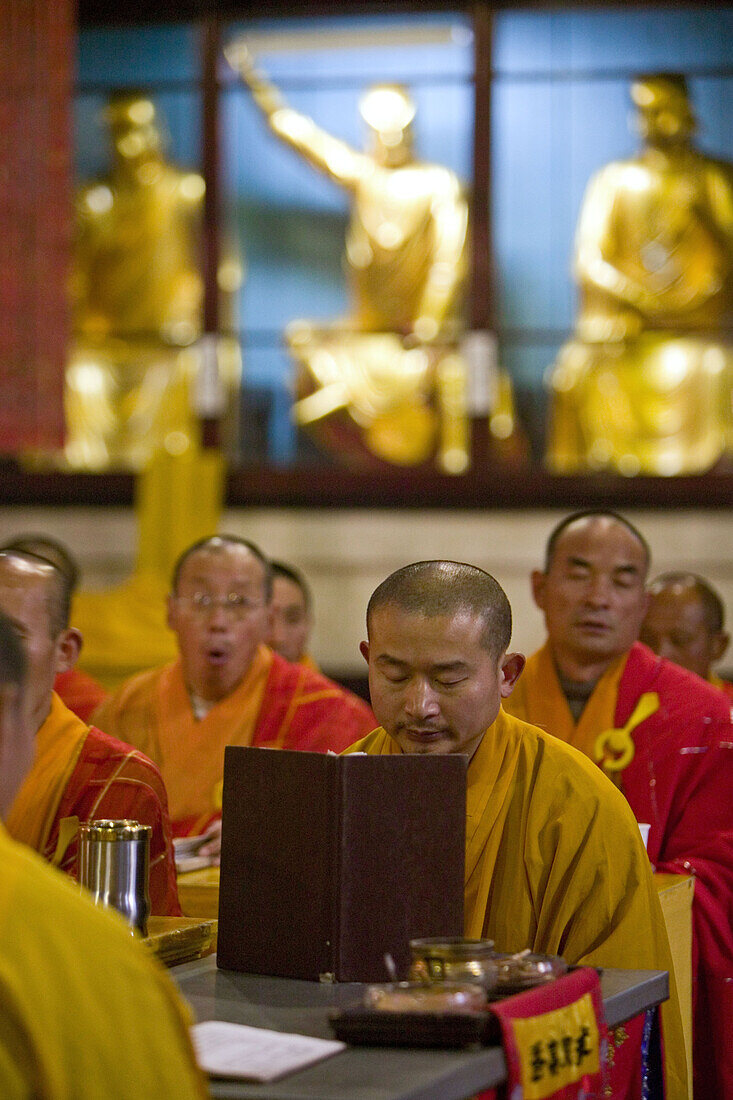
[346,707,687,1100]
[6,693,87,854]
[0,824,207,1098]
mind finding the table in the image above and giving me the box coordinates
[654,873,694,1097]
[173,957,669,1100]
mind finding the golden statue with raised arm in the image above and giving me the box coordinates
[66,92,241,471]
[227,40,520,473]
[546,73,733,476]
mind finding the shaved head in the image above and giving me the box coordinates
[171,535,272,600]
[0,551,71,636]
[648,572,725,634]
[544,510,650,576]
[367,561,512,659]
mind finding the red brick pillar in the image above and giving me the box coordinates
[0,0,74,451]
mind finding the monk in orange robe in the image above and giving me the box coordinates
[346,559,686,1100]
[0,550,180,916]
[640,571,733,706]
[93,536,376,841]
[0,534,110,720]
[503,510,733,1100]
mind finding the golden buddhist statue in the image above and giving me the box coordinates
[66,93,242,471]
[227,41,520,473]
[546,74,733,476]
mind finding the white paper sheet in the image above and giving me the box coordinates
[191,1020,346,1081]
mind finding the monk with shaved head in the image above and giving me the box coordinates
[504,511,733,1100]
[347,560,684,1099]
[641,571,732,700]
[94,534,376,854]
[0,550,180,914]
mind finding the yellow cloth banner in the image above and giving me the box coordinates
[509,992,601,1099]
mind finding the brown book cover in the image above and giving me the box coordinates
[217,747,466,982]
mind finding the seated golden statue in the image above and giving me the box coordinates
[546,74,733,476]
[227,42,521,473]
[66,93,241,471]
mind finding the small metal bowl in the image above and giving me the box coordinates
[492,952,568,992]
[363,980,487,1014]
[409,937,499,993]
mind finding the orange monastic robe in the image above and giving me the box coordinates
[92,645,376,834]
[7,693,181,916]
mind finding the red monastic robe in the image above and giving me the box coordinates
[7,694,181,916]
[54,667,109,723]
[505,641,733,1100]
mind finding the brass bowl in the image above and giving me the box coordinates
[409,937,499,993]
[363,980,487,1014]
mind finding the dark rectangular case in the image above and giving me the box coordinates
[216,747,466,982]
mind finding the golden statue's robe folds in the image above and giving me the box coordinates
[345,707,687,1100]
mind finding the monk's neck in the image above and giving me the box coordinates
[547,644,618,692]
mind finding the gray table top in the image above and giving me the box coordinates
[174,956,668,1100]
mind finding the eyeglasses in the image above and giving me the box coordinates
[175,593,265,619]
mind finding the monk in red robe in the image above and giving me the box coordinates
[54,666,108,721]
[93,536,376,844]
[0,551,180,916]
[503,510,733,1100]
[641,570,733,705]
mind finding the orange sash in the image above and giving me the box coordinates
[503,642,626,759]
[6,693,88,854]
[153,645,272,822]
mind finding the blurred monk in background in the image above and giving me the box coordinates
[0,533,108,720]
[0,550,180,915]
[503,510,733,1100]
[268,560,316,668]
[93,536,376,855]
[641,571,733,702]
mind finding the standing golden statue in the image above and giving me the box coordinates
[546,74,733,476]
[227,41,519,473]
[66,93,241,471]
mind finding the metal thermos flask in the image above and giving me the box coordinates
[78,819,151,936]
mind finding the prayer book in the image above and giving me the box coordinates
[217,747,466,982]
[191,1020,345,1081]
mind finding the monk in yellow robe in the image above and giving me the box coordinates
[0,551,180,915]
[0,611,207,1099]
[94,536,376,849]
[346,559,686,1100]
[503,510,733,1100]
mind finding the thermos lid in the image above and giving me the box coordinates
[79,819,152,841]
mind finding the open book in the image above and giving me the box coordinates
[191,1020,345,1081]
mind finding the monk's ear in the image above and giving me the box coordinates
[359,640,370,665]
[498,652,525,698]
[712,631,730,664]
[55,628,82,674]
[530,570,546,610]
